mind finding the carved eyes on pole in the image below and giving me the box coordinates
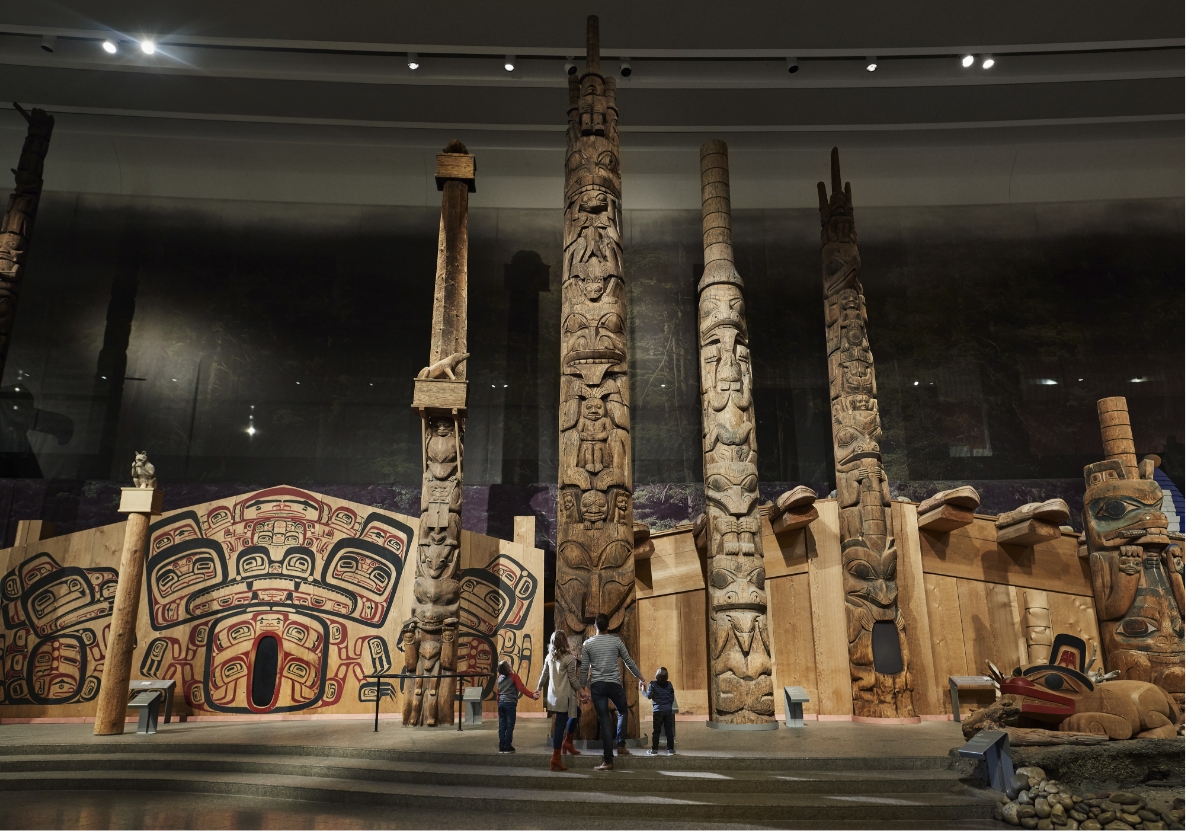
[710,566,765,591]
[1094,499,1137,520]
[1117,617,1160,638]
[846,558,896,582]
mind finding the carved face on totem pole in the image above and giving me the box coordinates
[1083,459,1185,706]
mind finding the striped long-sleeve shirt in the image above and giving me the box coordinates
[578,634,642,687]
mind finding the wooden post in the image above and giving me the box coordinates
[696,141,775,727]
[1081,396,1184,709]
[93,471,162,735]
[0,103,54,380]
[816,149,915,718]
[403,141,475,727]
[555,15,640,739]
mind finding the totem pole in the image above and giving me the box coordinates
[817,148,914,718]
[697,141,775,726]
[403,140,475,727]
[555,16,639,736]
[1082,396,1184,709]
[0,103,54,380]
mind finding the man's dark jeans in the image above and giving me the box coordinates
[497,702,517,751]
[590,681,628,764]
[652,710,675,752]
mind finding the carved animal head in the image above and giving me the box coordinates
[704,462,759,518]
[843,545,899,621]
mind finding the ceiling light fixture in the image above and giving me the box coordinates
[407,52,419,70]
[504,55,515,72]
[102,40,117,54]
[619,57,631,77]
[140,39,156,55]
[865,55,877,72]
[40,35,56,53]
[981,54,995,69]
[565,56,576,75]
[786,56,799,74]
[960,54,974,68]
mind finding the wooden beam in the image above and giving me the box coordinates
[996,519,1062,547]
[917,504,975,533]
[892,502,941,715]
[806,500,853,717]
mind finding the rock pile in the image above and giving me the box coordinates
[996,766,1184,830]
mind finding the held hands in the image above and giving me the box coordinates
[638,679,646,693]
[532,691,541,700]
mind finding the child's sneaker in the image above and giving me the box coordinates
[646,749,661,756]
[666,749,676,756]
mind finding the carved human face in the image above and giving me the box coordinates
[582,398,605,422]
[708,559,766,612]
[557,537,634,631]
[581,490,608,523]
[432,418,454,437]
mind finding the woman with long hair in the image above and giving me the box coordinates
[534,629,583,771]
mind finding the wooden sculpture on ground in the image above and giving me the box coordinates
[1082,396,1184,710]
[965,634,1181,744]
[817,148,914,719]
[0,103,54,380]
[403,141,475,727]
[555,16,639,737]
[696,141,774,726]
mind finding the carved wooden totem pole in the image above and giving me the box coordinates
[403,141,475,726]
[817,148,914,718]
[0,103,54,380]
[555,16,639,735]
[697,141,775,726]
[1083,396,1184,709]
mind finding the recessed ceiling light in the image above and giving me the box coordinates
[407,52,419,70]
[40,36,56,53]
[786,56,799,74]
[865,56,877,72]
[619,58,631,77]
[565,57,576,75]
[960,54,974,68]
[504,55,515,72]
[981,54,995,69]
[102,40,117,54]
[140,39,156,55]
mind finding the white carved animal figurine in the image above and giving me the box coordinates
[131,451,156,489]
[417,352,469,381]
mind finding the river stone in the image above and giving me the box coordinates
[1016,767,1047,781]
[1102,823,1132,830]
[1064,820,1079,830]
[1090,807,1101,817]
[1047,782,1063,794]
[1138,811,1161,823]
[1111,793,1141,806]
[1060,797,1076,810]
[1073,797,1083,804]
[1008,773,1032,800]
[1142,822,1166,830]
[1037,821,1053,831]
[1021,818,1039,830]
[1037,798,1054,819]
[1071,810,1089,822]
[1097,812,1116,824]
[1003,801,1022,825]
[1052,803,1067,821]
[1119,813,1141,825]
[1020,792,1033,805]
[1081,822,1102,831]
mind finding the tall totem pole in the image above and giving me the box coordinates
[403,140,475,727]
[697,141,775,726]
[1082,396,1184,709]
[817,148,914,719]
[555,16,639,735]
[0,103,54,380]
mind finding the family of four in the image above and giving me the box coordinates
[495,613,677,772]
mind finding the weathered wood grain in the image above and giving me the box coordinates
[893,502,941,715]
[806,501,853,716]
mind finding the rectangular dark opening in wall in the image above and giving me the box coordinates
[250,634,280,709]
[871,620,904,675]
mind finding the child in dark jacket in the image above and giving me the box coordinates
[639,666,676,755]
[496,659,539,753]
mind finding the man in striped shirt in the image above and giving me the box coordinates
[579,613,645,771]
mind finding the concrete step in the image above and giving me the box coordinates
[0,769,999,822]
[0,752,969,794]
[0,740,961,771]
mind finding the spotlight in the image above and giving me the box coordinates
[981,54,995,69]
[504,55,515,72]
[102,40,117,54]
[407,52,419,70]
[40,35,56,53]
[246,426,257,436]
[565,56,576,75]
[865,55,877,72]
[960,54,974,68]
[786,56,799,74]
[140,39,156,55]
[619,58,631,77]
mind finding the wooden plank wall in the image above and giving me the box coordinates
[635,498,1103,721]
